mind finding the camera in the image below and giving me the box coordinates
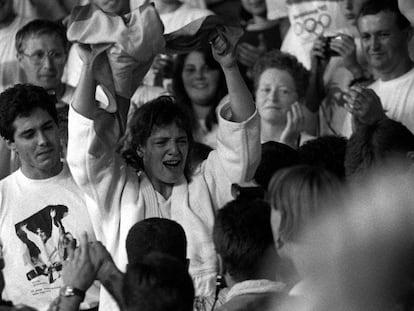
[322,35,342,58]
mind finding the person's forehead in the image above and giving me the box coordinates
[358,10,399,31]
[21,33,65,51]
[149,123,187,138]
[13,108,54,133]
[184,51,206,66]
[259,68,296,86]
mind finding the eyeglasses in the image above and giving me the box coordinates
[20,50,66,65]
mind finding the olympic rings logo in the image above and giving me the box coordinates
[293,13,332,37]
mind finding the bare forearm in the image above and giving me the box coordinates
[72,63,97,119]
[223,65,255,122]
[98,263,125,308]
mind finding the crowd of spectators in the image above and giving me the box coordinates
[1,0,414,311]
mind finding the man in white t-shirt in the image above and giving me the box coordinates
[0,84,100,311]
[345,0,414,134]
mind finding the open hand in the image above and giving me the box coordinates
[280,102,306,148]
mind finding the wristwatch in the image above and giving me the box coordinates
[60,286,86,301]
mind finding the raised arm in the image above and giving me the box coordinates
[211,34,255,122]
[71,45,98,119]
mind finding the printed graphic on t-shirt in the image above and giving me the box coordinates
[287,0,343,43]
[14,205,75,290]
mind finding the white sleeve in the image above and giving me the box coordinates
[201,101,261,209]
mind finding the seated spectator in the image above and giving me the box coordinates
[298,135,347,181]
[16,19,72,149]
[0,84,99,310]
[344,0,414,134]
[172,46,228,148]
[236,0,289,89]
[345,118,414,179]
[254,141,300,191]
[0,19,71,180]
[252,50,314,148]
[67,34,260,311]
[213,198,287,311]
[123,253,194,311]
[306,0,371,137]
[268,165,342,293]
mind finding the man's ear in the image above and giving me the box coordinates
[136,146,144,158]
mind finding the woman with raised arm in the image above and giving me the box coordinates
[67,33,260,309]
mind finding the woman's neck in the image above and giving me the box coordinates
[192,102,212,122]
[260,121,285,143]
[153,180,173,200]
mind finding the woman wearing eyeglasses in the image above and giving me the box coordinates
[252,50,316,148]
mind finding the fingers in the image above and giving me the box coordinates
[291,102,305,131]
[311,36,327,59]
[211,34,229,56]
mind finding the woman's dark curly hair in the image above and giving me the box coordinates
[119,96,194,180]
[172,46,227,132]
[252,50,310,99]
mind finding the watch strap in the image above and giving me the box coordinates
[60,286,86,301]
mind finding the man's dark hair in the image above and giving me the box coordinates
[15,19,69,54]
[358,0,411,30]
[126,218,187,266]
[254,141,301,191]
[345,118,414,177]
[298,135,348,181]
[213,199,275,282]
[123,252,194,311]
[0,84,58,141]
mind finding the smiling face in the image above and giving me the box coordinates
[255,68,298,125]
[358,10,410,75]
[181,51,221,107]
[139,123,189,193]
[8,108,62,179]
[18,34,67,91]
